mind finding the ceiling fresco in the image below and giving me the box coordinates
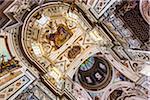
[0,0,150,100]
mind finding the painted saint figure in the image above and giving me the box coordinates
[46,24,73,49]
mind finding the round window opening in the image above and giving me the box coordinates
[77,56,113,91]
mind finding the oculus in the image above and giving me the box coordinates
[77,56,113,91]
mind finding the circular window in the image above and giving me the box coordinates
[77,56,113,91]
[79,57,95,71]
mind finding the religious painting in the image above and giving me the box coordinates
[46,24,73,50]
[0,56,21,75]
[68,46,81,59]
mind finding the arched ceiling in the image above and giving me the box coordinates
[0,0,150,100]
